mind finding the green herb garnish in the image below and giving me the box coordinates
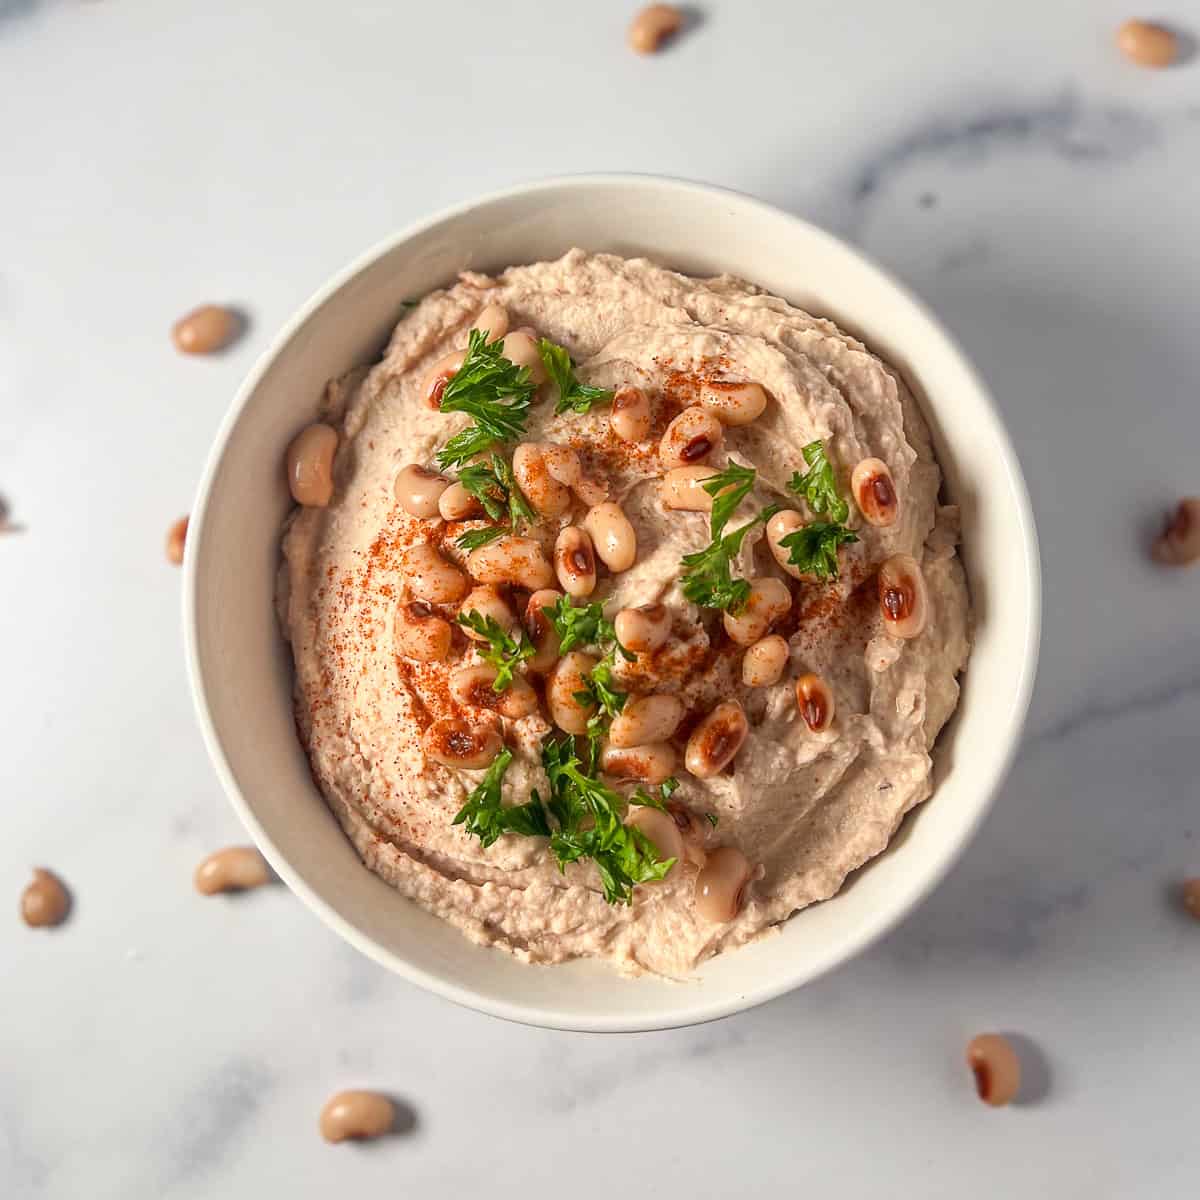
[788,440,850,523]
[453,748,551,848]
[541,595,633,660]
[455,610,535,691]
[456,453,535,524]
[702,461,758,539]
[777,521,859,580]
[436,329,536,470]
[454,524,508,552]
[538,339,613,415]
[705,812,719,828]
[680,505,781,612]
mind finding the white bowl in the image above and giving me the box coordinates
[184,175,1040,1032]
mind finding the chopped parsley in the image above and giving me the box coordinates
[435,329,536,470]
[538,338,613,415]
[680,505,780,613]
[702,461,758,539]
[778,520,859,580]
[455,610,535,691]
[788,440,850,523]
[455,524,508,552]
[453,749,551,848]
[452,453,536,551]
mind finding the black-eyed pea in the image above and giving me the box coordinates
[422,348,467,410]
[394,464,451,519]
[171,304,241,354]
[422,716,503,769]
[684,700,748,779]
[449,664,539,719]
[600,741,678,785]
[319,1090,396,1143]
[394,600,453,662]
[878,554,928,639]
[466,535,555,590]
[766,509,806,579]
[194,846,272,895]
[554,526,597,598]
[438,481,484,522]
[698,380,768,426]
[659,407,723,469]
[524,588,563,673]
[694,846,752,923]
[581,501,637,572]
[667,801,711,866]
[1151,498,1200,567]
[512,443,571,518]
[608,693,684,748]
[474,302,509,341]
[20,868,70,928]
[795,673,835,733]
[457,586,516,639]
[614,603,671,653]
[501,331,548,384]
[966,1034,1022,1107]
[542,443,608,506]
[1116,19,1178,68]
[850,457,899,527]
[286,423,339,508]
[401,544,470,604]
[628,3,683,53]
[722,577,791,646]
[611,385,652,442]
[625,807,683,873]
[661,465,718,513]
[742,634,788,687]
[546,651,599,734]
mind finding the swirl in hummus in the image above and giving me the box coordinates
[279,249,970,979]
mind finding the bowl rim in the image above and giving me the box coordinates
[183,172,1041,1032]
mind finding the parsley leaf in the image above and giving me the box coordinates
[453,748,551,849]
[455,610,535,691]
[680,505,781,612]
[788,440,850,523]
[540,736,676,904]
[541,595,634,661]
[778,520,859,580]
[538,338,613,415]
[702,461,758,539]
[705,812,720,828]
[455,524,507,552]
[629,777,679,812]
[456,453,536,527]
[574,657,628,724]
[435,329,536,470]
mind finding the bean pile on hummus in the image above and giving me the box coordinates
[279,249,970,979]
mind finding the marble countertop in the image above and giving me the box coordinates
[3,1,1199,1195]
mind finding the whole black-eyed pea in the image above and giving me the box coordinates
[422,348,467,410]
[286,423,339,508]
[421,716,503,769]
[171,304,241,354]
[600,741,678,785]
[965,1034,1022,1107]
[501,331,548,384]
[766,509,806,579]
[554,526,597,598]
[1151,498,1200,567]
[614,603,671,654]
[611,385,652,442]
[20,868,70,928]
[667,801,711,866]
[1115,19,1178,68]
[457,586,517,639]
[661,465,718,513]
[684,700,749,778]
[582,501,637,572]
[742,634,788,688]
[795,673,835,733]
[543,444,609,507]
[438,481,484,522]
[698,380,768,426]
[608,693,685,748]
[474,302,509,341]
[524,588,563,673]
[394,600,453,662]
[194,846,272,895]
[401,544,470,604]
[625,807,684,873]
[694,846,752,923]
[878,554,928,639]
[546,651,600,734]
[659,407,723,469]
[722,577,791,647]
[449,665,540,719]
[466,536,555,590]
[319,1090,396,1143]
[394,464,451,519]
[628,3,683,54]
[512,443,571,518]
[850,457,899,527]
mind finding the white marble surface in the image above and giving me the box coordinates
[3,1,1199,1194]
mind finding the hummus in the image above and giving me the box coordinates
[280,249,970,978]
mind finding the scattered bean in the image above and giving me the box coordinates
[628,3,683,54]
[878,554,928,639]
[394,465,450,518]
[467,535,555,590]
[1116,19,1178,68]
[684,700,749,778]
[319,1090,396,1143]
[449,664,539,719]
[458,585,517,639]
[166,515,188,565]
[286,423,339,508]
[401,543,470,604]
[766,509,806,579]
[438,481,484,521]
[609,693,685,748]
[667,801,711,865]
[501,331,548,384]
[555,526,597,598]
[742,634,788,687]
[600,740,678,785]
[524,587,563,673]
[20,868,70,928]
[394,600,452,662]
[474,302,510,341]
[625,806,683,871]
[850,457,899,527]
[512,443,572,517]
[966,1034,1022,1107]
[795,673,835,733]
[171,304,240,354]
[659,407,723,469]
[582,501,638,572]
[661,465,718,512]
[722,577,791,646]
[698,381,768,426]
[1151,498,1200,566]
[543,443,608,506]
[694,846,752,923]
[546,651,599,734]
[422,716,503,769]
[611,385,652,442]
[614,603,671,653]
[194,846,272,895]
[422,348,467,409]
